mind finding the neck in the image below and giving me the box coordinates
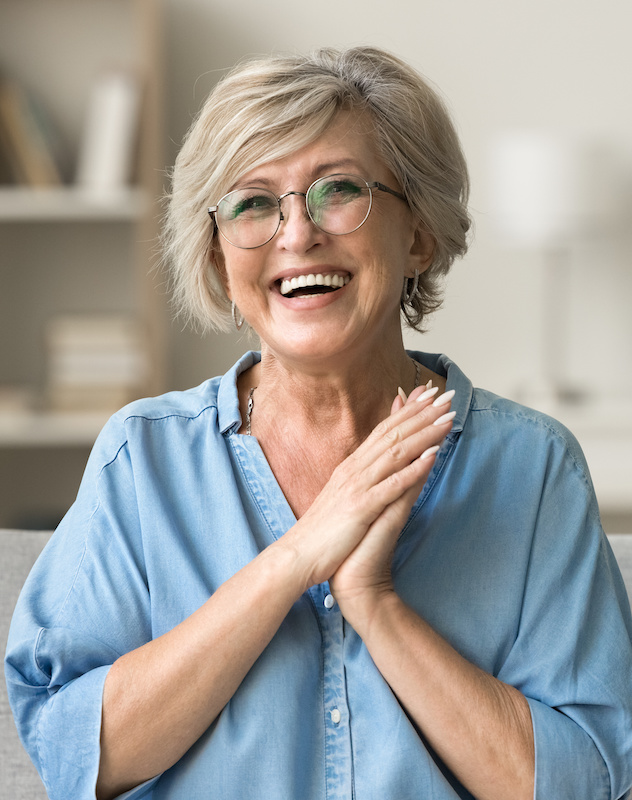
[242,342,421,443]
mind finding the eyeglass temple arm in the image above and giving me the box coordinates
[369,182,407,202]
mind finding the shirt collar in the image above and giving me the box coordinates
[217,350,261,434]
[408,350,472,434]
[217,349,473,436]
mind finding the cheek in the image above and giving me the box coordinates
[220,250,269,306]
[212,250,229,294]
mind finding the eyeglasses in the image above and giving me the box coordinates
[207,173,407,249]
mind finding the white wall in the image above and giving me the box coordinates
[162,0,632,408]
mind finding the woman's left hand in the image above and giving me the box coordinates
[330,387,451,630]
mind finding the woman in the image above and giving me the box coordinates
[6,47,632,800]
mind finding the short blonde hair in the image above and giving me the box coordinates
[162,46,471,332]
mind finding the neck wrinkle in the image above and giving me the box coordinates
[245,345,415,443]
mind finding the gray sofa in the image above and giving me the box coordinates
[3,529,632,799]
[2,531,52,799]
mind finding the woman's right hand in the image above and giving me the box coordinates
[281,387,455,591]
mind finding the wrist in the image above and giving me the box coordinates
[267,529,316,596]
[336,584,401,639]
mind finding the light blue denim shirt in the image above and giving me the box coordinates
[6,351,632,800]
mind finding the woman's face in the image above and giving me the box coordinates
[216,111,434,370]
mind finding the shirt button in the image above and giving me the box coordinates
[324,593,335,609]
[330,708,341,725]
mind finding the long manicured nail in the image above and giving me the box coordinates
[426,379,433,390]
[398,386,407,404]
[415,385,439,402]
[420,444,441,461]
[432,389,455,407]
[433,410,456,426]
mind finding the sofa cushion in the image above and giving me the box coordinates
[1,530,52,800]
[608,534,632,604]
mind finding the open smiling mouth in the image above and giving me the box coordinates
[278,273,351,298]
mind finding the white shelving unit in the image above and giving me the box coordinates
[0,410,111,449]
[0,0,166,527]
[0,186,149,222]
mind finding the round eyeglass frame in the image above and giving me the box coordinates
[207,173,407,249]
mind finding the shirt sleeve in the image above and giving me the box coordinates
[497,424,632,800]
[4,413,158,800]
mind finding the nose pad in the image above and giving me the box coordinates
[278,191,310,224]
[279,205,312,226]
[276,193,321,247]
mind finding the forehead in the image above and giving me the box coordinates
[232,110,387,189]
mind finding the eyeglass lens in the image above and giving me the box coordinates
[215,174,372,248]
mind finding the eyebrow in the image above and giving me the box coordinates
[233,158,366,190]
[313,158,364,175]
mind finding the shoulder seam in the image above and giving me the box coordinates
[469,404,593,492]
[120,402,218,425]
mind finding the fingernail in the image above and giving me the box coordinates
[432,389,455,407]
[398,386,407,403]
[426,379,433,390]
[420,444,440,460]
[415,385,439,402]
[433,410,456,426]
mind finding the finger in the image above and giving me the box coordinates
[363,418,449,490]
[362,407,451,502]
[368,475,427,547]
[391,390,406,415]
[361,437,442,518]
[361,386,440,452]
[406,382,436,403]
[351,389,453,474]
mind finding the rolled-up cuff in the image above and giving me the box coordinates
[37,665,110,799]
[528,697,610,800]
[37,664,163,800]
[115,775,161,799]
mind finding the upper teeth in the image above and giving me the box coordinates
[280,273,350,296]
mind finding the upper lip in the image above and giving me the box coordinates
[269,267,352,286]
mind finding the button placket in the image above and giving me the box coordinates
[310,582,353,799]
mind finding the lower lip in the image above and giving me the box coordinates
[275,283,350,309]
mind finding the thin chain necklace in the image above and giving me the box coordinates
[245,359,421,436]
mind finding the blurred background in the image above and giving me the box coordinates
[0,0,630,531]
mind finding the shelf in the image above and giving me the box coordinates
[0,186,149,222]
[0,0,165,529]
[0,410,110,447]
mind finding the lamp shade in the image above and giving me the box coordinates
[489,132,580,248]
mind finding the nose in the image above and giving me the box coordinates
[275,192,324,252]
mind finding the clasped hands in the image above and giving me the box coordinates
[282,384,455,631]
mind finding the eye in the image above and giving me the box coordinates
[224,191,278,219]
[312,176,364,206]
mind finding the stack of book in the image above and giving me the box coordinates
[76,69,142,193]
[46,315,148,413]
[0,68,141,191]
[0,72,63,186]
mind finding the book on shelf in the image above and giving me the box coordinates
[0,72,63,187]
[76,69,142,194]
[0,385,34,416]
[46,314,149,413]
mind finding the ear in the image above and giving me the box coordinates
[211,245,231,300]
[407,226,435,277]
